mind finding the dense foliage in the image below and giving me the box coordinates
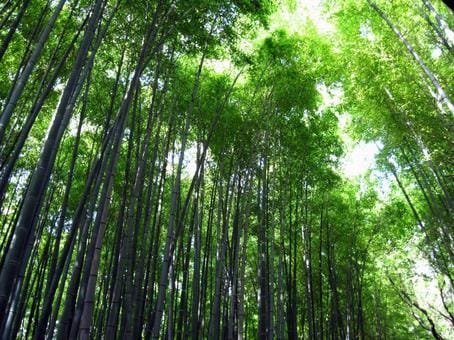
[0,0,452,339]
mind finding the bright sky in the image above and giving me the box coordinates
[342,141,379,177]
[271,0,334,34]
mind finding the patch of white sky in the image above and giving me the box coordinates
[263,0,335,35]
[68,114,97,136]
[164,142,203,179]
[205,58,235,74]
[182,143,200,178]
[431,45,442,58]
[359,22,376,41]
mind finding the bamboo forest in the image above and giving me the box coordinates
[1,0,454,339]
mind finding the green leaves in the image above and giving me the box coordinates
[0,1,452,338]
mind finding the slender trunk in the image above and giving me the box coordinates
[369,0,454,116]
[151,51,206,338]
[0,0,31,61]
[0,0,104,321]
[0,12,89,203]
[0,0,67,142]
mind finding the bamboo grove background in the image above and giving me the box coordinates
[0,0,453,339]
